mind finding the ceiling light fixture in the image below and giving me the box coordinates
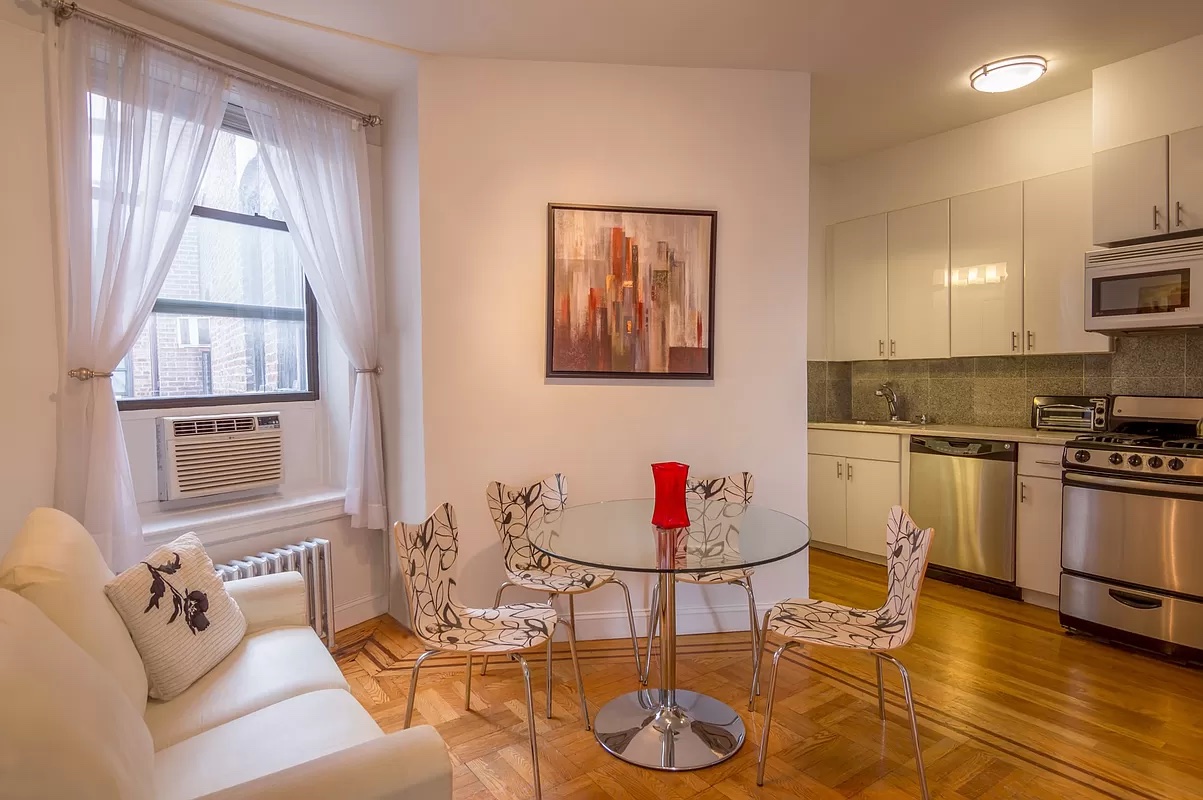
[970,55,1047,93]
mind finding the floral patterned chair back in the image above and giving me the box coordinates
[486,474,569,574]
[685,472,755,505]
[881,506,935,648]
[394,503,460,645]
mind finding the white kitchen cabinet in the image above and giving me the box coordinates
[844,458,901,557]
[1016,475,1063,597]
[1169,126,1203,235]
[1023,168,1112,355]
[808,454,848,547]
[950,183,1023,357]
[830,214,889,361]
[1092,136,1169,245]
[888,200,950,360]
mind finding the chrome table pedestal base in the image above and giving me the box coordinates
[594,689,745,770]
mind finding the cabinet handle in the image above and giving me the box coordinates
[1011,331,1018,352]
[1026,330,1034,351]
[1034,459,1061,466]
[878,339,885,357]
[846,462,853,480]
[836,461,842,479]
[1154,204,1161,230]
[889,340,896,357]
[1178,201,1185,228]
[1019,482,1028,503]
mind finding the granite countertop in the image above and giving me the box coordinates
[808,420,1080,446]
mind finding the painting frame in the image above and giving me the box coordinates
[545,203,718,381]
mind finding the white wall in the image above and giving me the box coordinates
[809,89,1093,359]
[1094,33,1203,152]
[414,57,811,638]
[0,12,58,553]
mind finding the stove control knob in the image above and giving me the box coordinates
[1128,454,1143,467]
[1109,453,1124,465]
[1074,450,1091,463]
[1148,456,1164,469]
[1169,457,1185,471]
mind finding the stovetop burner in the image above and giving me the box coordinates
[1074,433,1165,447]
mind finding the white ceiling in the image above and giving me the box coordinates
[128,0,1203,163]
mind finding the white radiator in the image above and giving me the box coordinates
[215,538,334,649]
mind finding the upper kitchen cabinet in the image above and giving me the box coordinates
[1170,126,1203,234]
[887,200,950,360]
[1092,136,1169,245]
[830,214,889,362]
[1024,168,1112,355]
[950,183,1024,357]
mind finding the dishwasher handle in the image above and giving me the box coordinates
[910,436,1017,461]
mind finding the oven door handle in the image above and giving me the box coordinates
[1063,470,1203,499]
[1108,588,1164,610]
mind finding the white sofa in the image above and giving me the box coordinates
[0,508,452,800]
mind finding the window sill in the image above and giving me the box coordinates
[141,487,346,547]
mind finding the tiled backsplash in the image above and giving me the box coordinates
[808,332,1203,427]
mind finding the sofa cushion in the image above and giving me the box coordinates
[106,533,247,701]
[152,689,382,800]
[144,625,350,750]
[0,507,149,713]
[0,589,155,800]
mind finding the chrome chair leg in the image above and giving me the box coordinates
[404,650,440,728]
[748,608,772,711]
[465,654,473,710]
[642,580,660,685]
[545,593,557,719]
[739,577,760,696]
[755,641,797,787]
[611,578,643,683]
[511,653,542,800]
[565,595,591,730]
[874,653,886,722]
[878,652,929,800]
[480,581,515,676]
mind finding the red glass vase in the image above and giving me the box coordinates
[651,461,690,529]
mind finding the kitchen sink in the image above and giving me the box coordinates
[834,419,919,427]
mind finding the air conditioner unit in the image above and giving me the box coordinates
[156,412,284,502]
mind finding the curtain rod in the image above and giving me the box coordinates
[41,0,383,127]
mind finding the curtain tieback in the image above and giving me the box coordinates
[68,368,113,381]
[355,366,383,375]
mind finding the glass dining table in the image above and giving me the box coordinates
[529,497,810,771]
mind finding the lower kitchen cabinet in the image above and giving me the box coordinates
[808,431,902,558]
[1016,475,1063,596]
[844,458,901,557]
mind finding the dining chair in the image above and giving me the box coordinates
[642,472,758,689]
[394,503,585,800]
[750,505,935,799]
[480,474,641,728]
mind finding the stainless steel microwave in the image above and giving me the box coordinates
[1084,236,1203,333]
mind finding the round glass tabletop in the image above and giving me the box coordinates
[529,497,810,574]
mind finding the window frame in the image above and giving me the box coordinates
[117,130,320,411]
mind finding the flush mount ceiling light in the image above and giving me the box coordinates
[970,55,1047,93]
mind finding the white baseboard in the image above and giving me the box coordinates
[335,593,390,632]
[1020,588,1059,610]
[560,602,772,642]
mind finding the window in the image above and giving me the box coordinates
[114,104,318,409]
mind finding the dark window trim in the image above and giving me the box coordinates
[118,285,319,411]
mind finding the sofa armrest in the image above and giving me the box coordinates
[224,572,309,633]
[196,726,452,800]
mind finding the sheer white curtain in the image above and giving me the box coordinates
[52,19,226,565]
[240,84,386,531]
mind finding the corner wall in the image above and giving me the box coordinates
[415,58,811,636]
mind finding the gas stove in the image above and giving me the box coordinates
[1063,399,1203,480]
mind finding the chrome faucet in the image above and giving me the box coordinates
[875,383,900,421]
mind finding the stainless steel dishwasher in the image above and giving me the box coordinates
[908,436,1019,598]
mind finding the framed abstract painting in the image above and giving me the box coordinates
[546,204,717,379]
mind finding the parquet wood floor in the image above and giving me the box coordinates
[334,550,1203,799]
